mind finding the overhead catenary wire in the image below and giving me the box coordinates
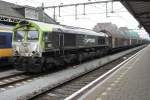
[47,2,127,20]
[25,0,41,7]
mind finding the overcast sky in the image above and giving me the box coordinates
[2,0,150,39]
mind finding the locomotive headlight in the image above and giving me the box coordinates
[32,51,36,54]
[35,52,40,56]
[14,50,19,55]
[32,51,40,57]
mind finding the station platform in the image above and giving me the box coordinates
[79,45,150,100]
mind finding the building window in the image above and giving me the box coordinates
[25,8,38,20]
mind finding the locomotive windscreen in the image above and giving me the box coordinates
[14,31,25,42]
[27,30,38,41]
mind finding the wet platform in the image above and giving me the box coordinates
[79,45,150,100]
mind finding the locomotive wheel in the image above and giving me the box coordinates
[42,65,48,72]
[83,53,88,60]
[88,52,95,59]
[28,58,44,73]
[44,58,54,71]
[52,57,65,69]
[64,54,76,64]
[70,54,77,64]
[78,54,84,63]
[63,55,71,64]
[13,57,25,71]
[95,51,100,58]
[22,58,28,71]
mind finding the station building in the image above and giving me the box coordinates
[0,0,57,27]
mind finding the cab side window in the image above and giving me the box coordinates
[43,32,52,42]
[43,32,52,49]
[98,36,105,45]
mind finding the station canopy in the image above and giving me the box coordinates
[120,1,150,34]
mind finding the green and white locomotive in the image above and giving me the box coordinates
[12,21,109,72]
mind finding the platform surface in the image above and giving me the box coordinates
[80,45,150,100]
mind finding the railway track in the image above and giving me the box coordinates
[0,70,68,92]
[0,71,47,92]
[0,73,35,91]
[30,47,142,100]
[0,74,33,90]
[0,69,23,79]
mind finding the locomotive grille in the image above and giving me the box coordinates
[19,43,30,53]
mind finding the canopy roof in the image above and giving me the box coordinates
[120,1,150,35]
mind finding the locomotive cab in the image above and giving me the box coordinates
[13,22,43,57]
[12,21,59,72]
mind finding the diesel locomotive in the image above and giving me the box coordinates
[12,21,144,72]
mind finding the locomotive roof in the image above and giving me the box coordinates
[27,20,108,37]
[62,27,108,37]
